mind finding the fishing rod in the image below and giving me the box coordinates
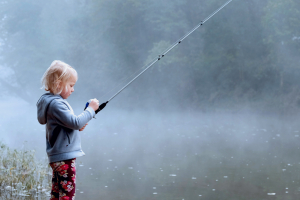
[85,0,233,114]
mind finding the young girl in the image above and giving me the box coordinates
[37,60,99,200]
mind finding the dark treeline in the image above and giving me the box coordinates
[0,0,300,114]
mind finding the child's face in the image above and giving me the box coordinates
[60,75,77,99]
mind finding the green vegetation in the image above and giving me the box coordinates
[0,142,51,199]
[0,0,299,114]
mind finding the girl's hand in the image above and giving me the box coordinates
[88,98,99,111]
[79,123,88,131]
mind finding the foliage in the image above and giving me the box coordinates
[0,0,300,113]
[0,142,51,199]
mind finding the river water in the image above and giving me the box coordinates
[1,99,300,199]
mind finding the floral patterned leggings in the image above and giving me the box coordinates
[50,158,76,200]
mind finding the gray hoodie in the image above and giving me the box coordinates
[37,93,95,163]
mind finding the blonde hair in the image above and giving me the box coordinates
[41,60,78,94]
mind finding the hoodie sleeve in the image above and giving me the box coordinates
[49,100,95,130]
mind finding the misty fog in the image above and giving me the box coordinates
[1,0,300,199]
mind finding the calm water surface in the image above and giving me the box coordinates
[1,102,300,199]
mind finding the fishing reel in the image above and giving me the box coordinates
[84,100,108,114]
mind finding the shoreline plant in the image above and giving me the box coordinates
[0,142,51,200]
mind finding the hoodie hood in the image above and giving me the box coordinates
[37,93,62,124]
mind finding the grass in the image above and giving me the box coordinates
[0,142,51,200]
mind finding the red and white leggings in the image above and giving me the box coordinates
[50,158,76,200]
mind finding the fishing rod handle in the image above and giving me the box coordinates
[84,100,108,115]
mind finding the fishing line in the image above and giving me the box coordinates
[87,0,233,114]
